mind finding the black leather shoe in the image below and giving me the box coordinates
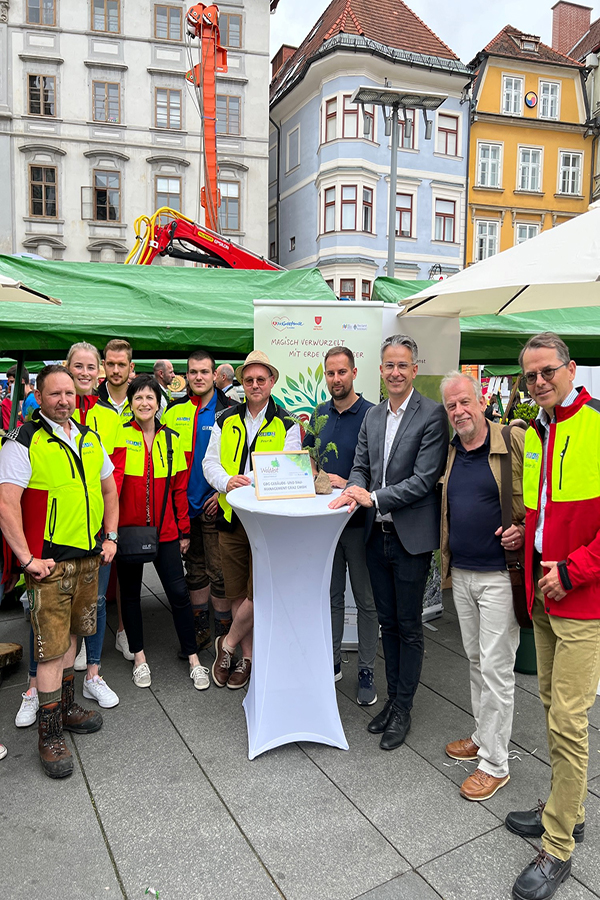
[379,708,411,751]
[506,801,584,844]
[367,698,393,734]
[512,850,571,900]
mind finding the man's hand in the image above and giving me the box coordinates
[539,561,567,601]
[329,491,356,512]
[179,537,190,555]
[327,473,347,489]
[202,492,219,517]
[344,485,374,508]
[495,523,524,551]
[226,475,251,492]
[25,558,55,581]
[101,540,117,565]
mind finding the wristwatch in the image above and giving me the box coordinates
[105,532,118,543]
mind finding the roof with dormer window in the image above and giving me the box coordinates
[469,24,583,69]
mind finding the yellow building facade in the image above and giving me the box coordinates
[467,27,591,264]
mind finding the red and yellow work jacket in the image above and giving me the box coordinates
[118,420,190,542]
[73,394,126,493]
[523,386,600,619]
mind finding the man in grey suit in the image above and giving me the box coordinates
[330,334,448,750]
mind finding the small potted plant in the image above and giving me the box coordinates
[287,413,338,494]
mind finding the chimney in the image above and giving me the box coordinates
[271,45,298,80]
[552,1,592,56]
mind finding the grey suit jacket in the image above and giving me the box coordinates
[347,389,448,555]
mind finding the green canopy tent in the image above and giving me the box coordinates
[0,256,336,360]
[372,277,600,365]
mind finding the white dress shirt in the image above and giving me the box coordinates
[203,402,301,493]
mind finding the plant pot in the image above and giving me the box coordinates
[314,469,332,494]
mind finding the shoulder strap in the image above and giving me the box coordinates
[500,425,520,569]
[157,429,174,534]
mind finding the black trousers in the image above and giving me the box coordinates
[116,540,197,657]
[366,526,431,713]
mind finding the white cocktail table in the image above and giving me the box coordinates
[228,486,351,759]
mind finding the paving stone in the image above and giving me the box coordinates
[419,827,598,900]
[356,870,442,900]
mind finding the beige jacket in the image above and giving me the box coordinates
[440,421,526,586]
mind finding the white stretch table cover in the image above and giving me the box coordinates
[228,486,351,759]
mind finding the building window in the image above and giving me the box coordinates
[286,125,300,172]
[362,187,373,232]
[155,175,181,211]
[324,98,337,142]
[435,199,455,242]
[559,151,582,194]
[29,165,57,218]
[475,220,499,260]
[342,95,358,139]
[477,142,501,187]
[515,223,539,244]
[503,75,523,115]
[395,193,413,237]
[92,0,120,33]
[340,279,355,301]
[436,114,458,156]
[93,81,120,123]
[269,241,276,258]
[361,280,371,301]
[93,170,121,221]
[323,187,335,232]
[154,5,182,41]
[220,12,242,48]
[219,180,240,230]
[518,147,542,191]
[325,278,334,291]
[155,88,181,129]
[363,104,374,140]
[341,185,357,230]
[28,75,55,116]
[289,236,295,251]
[400,109,415,150]
[539,81,559,119]
[216,95,240,135]
[26,0,55,25]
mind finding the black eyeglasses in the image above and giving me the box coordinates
[523,363,568,385]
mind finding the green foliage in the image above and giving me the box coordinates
[286,411,338,472]
[277,363,329,416]
[513,402,539,422]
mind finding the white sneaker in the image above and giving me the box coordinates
[83,675,119,708]
[115,629,134,661]
[190,664,210,691]
[74,641,87,671]
[15,689,39,727]
[0,743,7,760]
[132,662,151,688]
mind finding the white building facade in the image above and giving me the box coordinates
[0,0,271,262]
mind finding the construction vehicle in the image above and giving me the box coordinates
[127,3,279,270]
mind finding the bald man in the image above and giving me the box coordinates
[215,365,242,404]
[154,359,175,418]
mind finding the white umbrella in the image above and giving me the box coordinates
[402,202,600,318]
[0,273,61,305]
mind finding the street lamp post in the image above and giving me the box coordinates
[350,86,448,280]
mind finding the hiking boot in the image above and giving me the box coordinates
[61,672,103,734]
[214,616,232,638]
[194,609,211,651]
[38,702,74,779]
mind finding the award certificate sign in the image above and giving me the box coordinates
[252,450,316,501]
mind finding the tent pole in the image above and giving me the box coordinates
[8,351,24,432]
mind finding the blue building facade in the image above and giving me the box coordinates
[269,4,471,298]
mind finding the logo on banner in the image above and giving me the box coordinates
[271,316,303,331]
[314,316,323,330]
[342,323,368,331]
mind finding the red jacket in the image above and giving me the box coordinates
[73,395,126,494]
[118,420,190,541]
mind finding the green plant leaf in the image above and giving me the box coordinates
[315,363,323,384]
[286,376,299,390]
[324,441,338,457]
[307,367,313,377]
[298,373,305,386]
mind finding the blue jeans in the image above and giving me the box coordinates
[28,560,111,676]
[366,526,431,713]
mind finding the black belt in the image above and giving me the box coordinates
[374,520,395,534]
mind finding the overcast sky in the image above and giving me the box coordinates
[270,0,599,65]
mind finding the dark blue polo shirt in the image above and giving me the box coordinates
[447,428,505,571]
[303,394,373,526]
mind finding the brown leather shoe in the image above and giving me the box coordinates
[460,768,510,801]
[227,657,251,690]
[212,635,233,687]
[61,672,103,734]
[38,701,74,779]
[445,737,480,760]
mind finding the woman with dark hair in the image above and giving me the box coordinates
[116,374,208,690]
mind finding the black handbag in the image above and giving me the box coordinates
[117,431,173,565]
[500,424,531,628]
